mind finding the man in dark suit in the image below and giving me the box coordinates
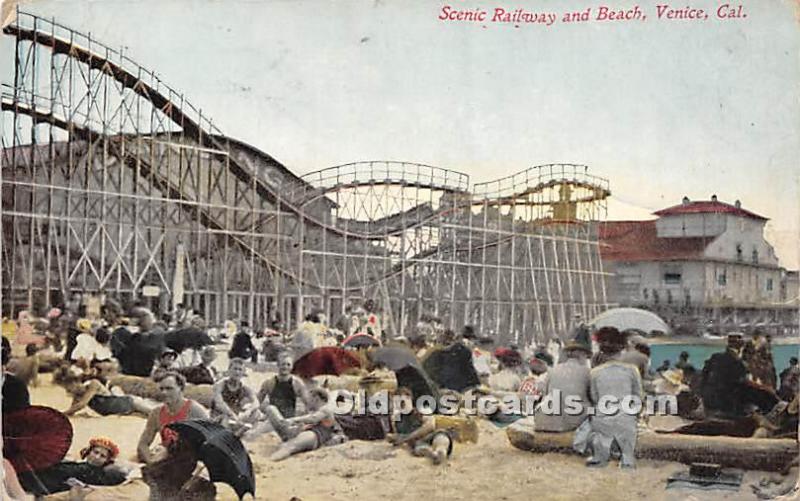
[229,321,257,363]
[699,334,776,418]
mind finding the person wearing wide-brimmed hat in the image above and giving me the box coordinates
[488,347,525,393]
[590,327,629,368]
[535,339,592,432]
[71,320,113,366]
[574,327,642,468]
[619,333,651,379]
[570,313,591,348]
[150,348,179,379]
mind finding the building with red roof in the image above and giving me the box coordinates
[599,196,796,333]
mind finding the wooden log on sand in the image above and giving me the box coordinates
[184,384,214,409]
[315,375,363,393]
[507,424,798,472]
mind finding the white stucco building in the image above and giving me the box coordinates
[600,196,797,335]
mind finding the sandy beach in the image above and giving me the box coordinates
[27,367,779,501]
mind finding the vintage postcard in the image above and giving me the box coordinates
[1,0,798,499]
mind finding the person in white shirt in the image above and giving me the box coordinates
[71,323,113,365]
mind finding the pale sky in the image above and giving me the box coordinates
[5,0,800,267]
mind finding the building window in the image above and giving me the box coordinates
[718,273,727,286]
[766,278,773,291]
[642,288,649,299]
[752,249,759,264]
[736,244,743,261]
[667,290,673,304]
[664,273,682,285]
[653,290,659,304]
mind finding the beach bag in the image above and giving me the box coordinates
[434,415,479,443]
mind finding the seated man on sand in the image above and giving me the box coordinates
[262,387,345,461]
[137,371,209,463]
[256,351,312,418]
[210,358,259,433]
[242,351,312,441]
[386,387,453,465]
[535,339,591,432]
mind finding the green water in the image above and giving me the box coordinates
[650,343,799,376]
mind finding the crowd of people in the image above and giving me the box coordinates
[1,296,798,498]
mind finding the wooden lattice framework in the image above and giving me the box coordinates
[1,12,612,344]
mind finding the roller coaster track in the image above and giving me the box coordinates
[3,101,525,292]
[1,100,306,279]
[3,100,598,295]
[3,16,607,299]
[3,23,469,243]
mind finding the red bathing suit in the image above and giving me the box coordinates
[159,399,192,447]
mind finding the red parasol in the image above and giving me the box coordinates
[2,405,73,473]
[292,347,362,378]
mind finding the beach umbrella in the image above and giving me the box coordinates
[2,406,73,473]
[394,364,439,402]
[165,327,214,353]
[166,420,255,499]
[292,346,362,378]
[342,333,381,349]
[116,330,167,377]
[368,346,419,371]
[590,307,670,335]
[423,343,480,392]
